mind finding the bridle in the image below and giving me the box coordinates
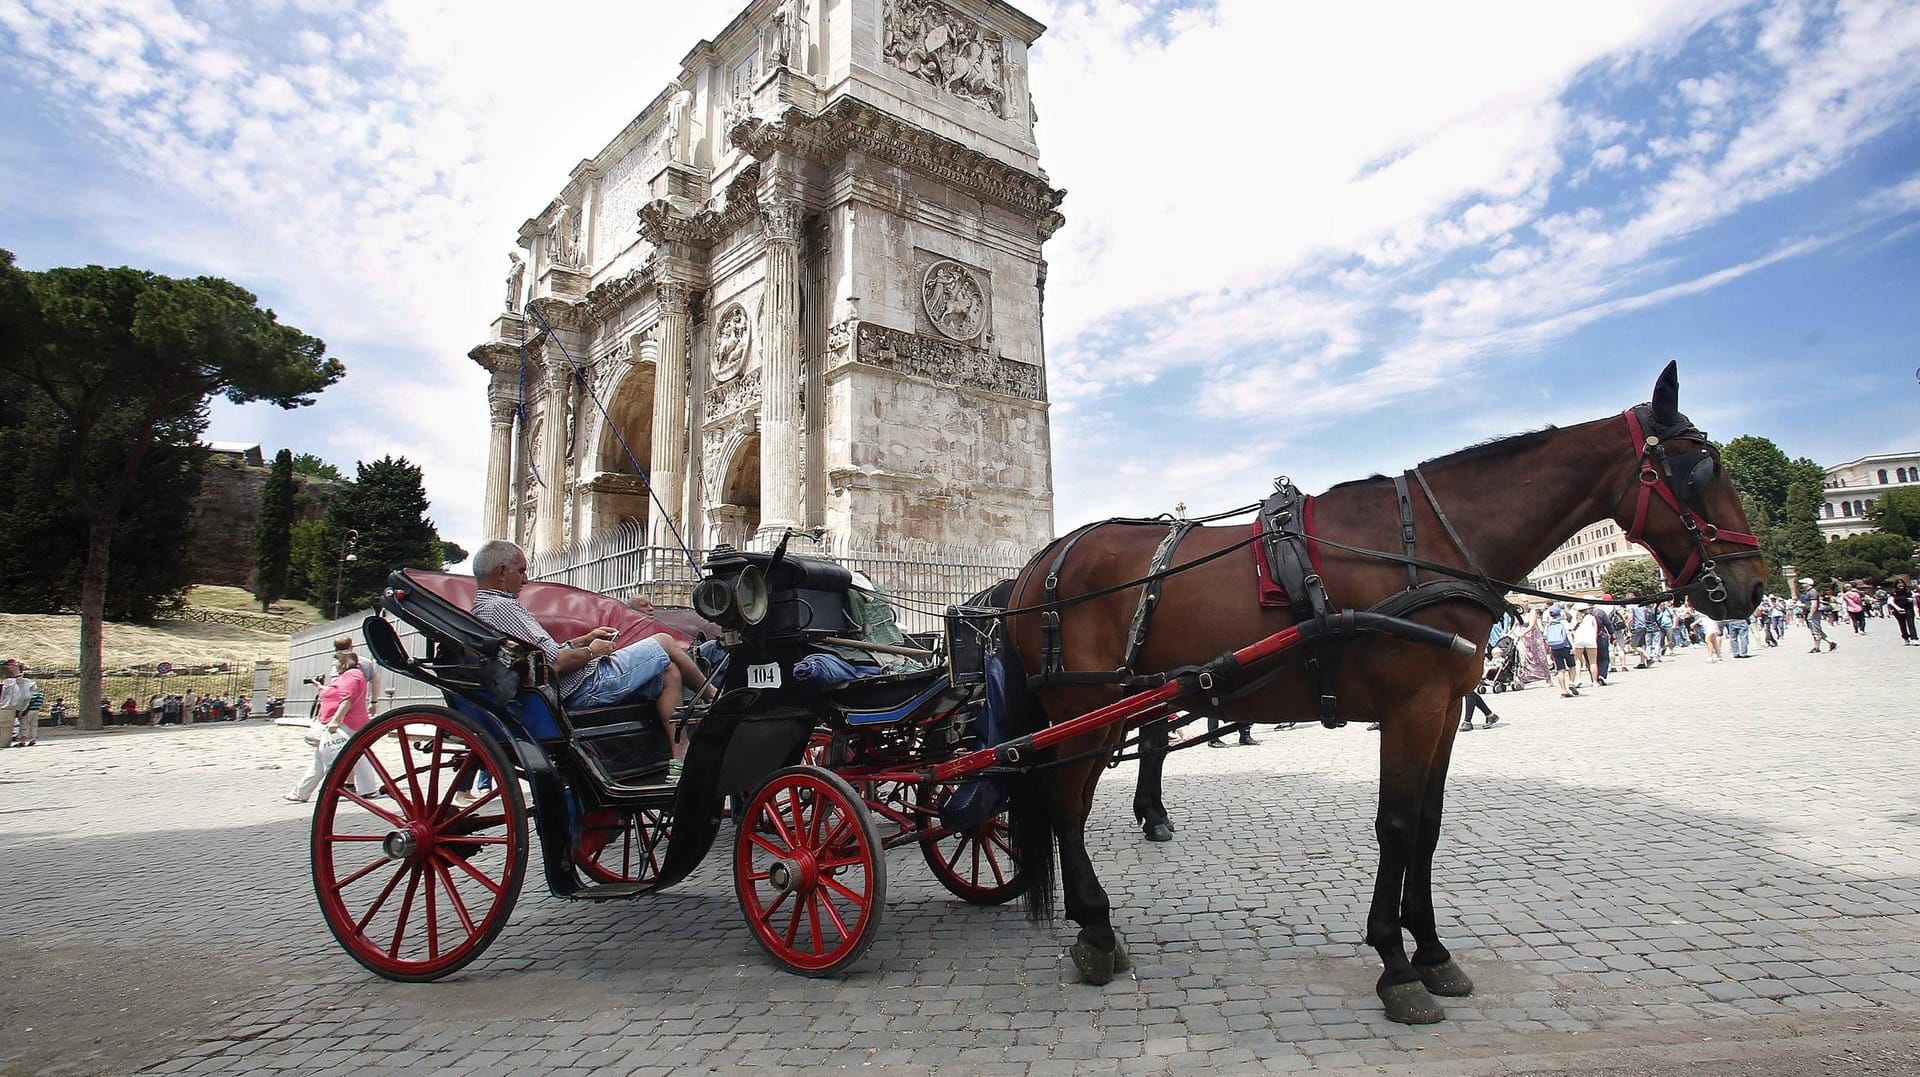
[1616,405,1762,605]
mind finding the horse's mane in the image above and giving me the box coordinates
[1322,426,1562,492]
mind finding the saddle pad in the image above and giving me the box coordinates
[1252,495,1323,608]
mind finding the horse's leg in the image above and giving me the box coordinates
[1060,758,1126,983]
[1133,718,1174,841]
[1402,709,1474,998]
[1368,708,1450,1024]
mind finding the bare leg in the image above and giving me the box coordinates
[653,663,686,758]
[650,633,714,699]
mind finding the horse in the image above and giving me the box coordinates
[997,362,1765,1024]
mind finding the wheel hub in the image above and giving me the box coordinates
[382,826,427,861]
[767,851,818,894]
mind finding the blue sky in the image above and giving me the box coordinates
[3,0,1918,552]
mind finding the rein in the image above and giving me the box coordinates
[936,406,1756,624]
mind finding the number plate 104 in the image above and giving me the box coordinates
[747,662,782,689]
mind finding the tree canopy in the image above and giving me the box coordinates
[1869,487,1920,540]
[1598,556,1663,600]
[0,250,342,729]
[1825,531,1918,582]
[291,452,345,482]
[289,456,457,616]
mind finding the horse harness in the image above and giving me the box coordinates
[1028,478,1506,728]
[1617,405,1761,604]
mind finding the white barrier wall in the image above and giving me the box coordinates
[288,611,444,718]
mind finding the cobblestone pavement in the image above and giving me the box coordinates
[2,620,1917,1076]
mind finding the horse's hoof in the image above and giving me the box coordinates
[1069,940,1117,986]
[1142,820,1174,842]
[1378,980,1446,1024]
[1416,958,1474,997]
[1112,937,1131,974]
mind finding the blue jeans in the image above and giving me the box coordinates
[1724,619,1749,657]
[567,637,671,709]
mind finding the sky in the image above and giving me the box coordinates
[3,0,1918,556]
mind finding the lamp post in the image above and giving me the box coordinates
[333,529,360,619]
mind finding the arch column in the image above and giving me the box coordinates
[537,361,570,552]
[483,378,518,541]
[648,281,692,548]
[756,197,805,541]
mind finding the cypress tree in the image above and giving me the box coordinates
[255,448,295,611]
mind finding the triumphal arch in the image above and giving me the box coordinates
[471,0,1064,559]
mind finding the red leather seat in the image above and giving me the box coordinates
[398,569,713,648]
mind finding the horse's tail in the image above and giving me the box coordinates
[993,623,1057,924]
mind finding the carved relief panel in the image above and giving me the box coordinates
[711,302,753,382]
[920,259,987,342]
[882,0,1007,117]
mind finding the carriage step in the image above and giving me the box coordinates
[567,882,653,901]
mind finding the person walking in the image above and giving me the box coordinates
[285,649,378,803]
[2,660,34,747]
[1799,578,1836,653]
[1891,580,1916,645]
[1703,612,1724,662]
[1544,606,1579,697]
[1571,604,1601,686]
[1460,691,1499,730]
[1843,586,1868,635]
[1724,614,1751,658]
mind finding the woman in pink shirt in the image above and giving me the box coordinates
[1843,587,1867,635]
[285,650,378,803]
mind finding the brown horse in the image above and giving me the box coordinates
[999,363,1765,1023]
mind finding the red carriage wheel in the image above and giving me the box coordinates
[310,705,527,982]
[917,783,1026,905]
[800,728,831,767]
[734,765,886,976]
[576,806,672,885]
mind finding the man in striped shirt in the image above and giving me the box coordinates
[470,540,712,762]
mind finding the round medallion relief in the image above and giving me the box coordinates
[921,261,986,341]
[711,303,753,382]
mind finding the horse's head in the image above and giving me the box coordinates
[1610,361,1765,620]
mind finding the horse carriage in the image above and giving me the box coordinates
[311,363,1765,1024]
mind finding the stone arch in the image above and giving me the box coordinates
[708,433,761,548]
[588,345,658,528]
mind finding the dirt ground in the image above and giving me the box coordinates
[0,611,290,671]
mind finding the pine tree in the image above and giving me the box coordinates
[254,448,295,611]
[321,456,447,614]
[1777,481,1830,582]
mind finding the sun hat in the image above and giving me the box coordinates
[1799,576,1813,584]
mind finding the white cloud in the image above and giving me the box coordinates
[3,0,1918,545]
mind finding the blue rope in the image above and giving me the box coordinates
[520,301,702,574]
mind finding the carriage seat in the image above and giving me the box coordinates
[398,569,707,649]
[826,664,953,726]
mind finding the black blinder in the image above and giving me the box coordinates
[1668,451,1716,502]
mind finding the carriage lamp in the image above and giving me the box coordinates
[692,564,770,627]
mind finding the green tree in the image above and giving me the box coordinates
[290,452,344,482]
[0,251,341,729]
[319,456,448,616]
[1776,480,1830,583]
[1598,556,1664,599]
[253,448,295,611]
[1825,532,1918,582]
[287,518,331,607]
[1868,487,1920,540]
[1720,435,1794,520]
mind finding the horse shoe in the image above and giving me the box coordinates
[1142,820,1174,842]
[1069,939,1118,985]
[1377,979,1446,1025]
[1415,958,1474,997]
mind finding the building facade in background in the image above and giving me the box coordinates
[471,0,1063,560]
[1526,520,1640,596]
[1819,451,1920,542]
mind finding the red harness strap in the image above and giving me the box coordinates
[1620,409,1760,587]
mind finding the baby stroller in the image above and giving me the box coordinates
[1481,635,1522,693]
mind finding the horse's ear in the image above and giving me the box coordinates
[1651,361,1679,425]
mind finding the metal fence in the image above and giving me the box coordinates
[525,524,1033,633]
[29,663,285,726]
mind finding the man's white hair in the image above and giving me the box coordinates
[472,539,524,582]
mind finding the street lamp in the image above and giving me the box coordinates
[333,529,360,619]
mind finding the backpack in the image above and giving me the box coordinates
[1544,620,1570,647]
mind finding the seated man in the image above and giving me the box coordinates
[469,539,712,765]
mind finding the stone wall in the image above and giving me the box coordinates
[183,464,337,589]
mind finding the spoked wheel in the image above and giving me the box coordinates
[916,782,1025,905]
[576,806,672,885]
[310,705,527,982]
[734,765,886,976]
